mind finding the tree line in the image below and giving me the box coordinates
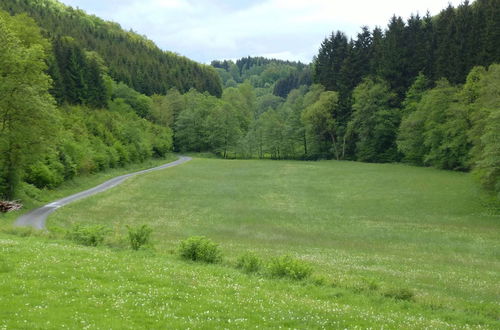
[170,1,499,197]
[1,0,499,201]
[212,57,312,95]
[0,11,173,199]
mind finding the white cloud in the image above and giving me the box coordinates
[60,0,471,63]
[151,0,192,10]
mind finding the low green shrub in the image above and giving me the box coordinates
[17,182,43,202]
[236,252,262,273]
[383,287,415,301]
[268,255,312,280]
[126,224,153,250]
[67,224,108,246]
[179,236,221,263]
[25,161,64,189]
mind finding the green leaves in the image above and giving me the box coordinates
[350,78,400,163]
[179,236,222,263]
[0,13,57,198]
[127,224,153,251]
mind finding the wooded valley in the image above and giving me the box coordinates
[0,0,499,200]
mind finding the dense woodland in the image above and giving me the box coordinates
[0,0,499,201]
[185,0,500,197]
[0,0,222,97]
[0,9,173,199]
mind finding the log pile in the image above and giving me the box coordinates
[0,201,22,213]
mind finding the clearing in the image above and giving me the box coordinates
[1,157,499,328]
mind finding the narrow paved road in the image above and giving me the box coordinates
[15,156,192,230]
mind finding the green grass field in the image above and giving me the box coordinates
[1,157,499,328]
[0,155,178,226]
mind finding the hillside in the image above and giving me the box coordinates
[1,0,499,328]
[0,0,222,97]
[0,9,179,200]
[0,233,478,329]
[1,157,498,328]
[212,56,312,97]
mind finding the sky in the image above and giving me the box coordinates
[60,0,469,64]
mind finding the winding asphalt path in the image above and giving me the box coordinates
[15,156,192,230]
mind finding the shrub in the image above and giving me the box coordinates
[268,255,312,280]
[25,160,64,189]
[179,236,221,263]
[126,224,153,250]
[67,224,108,246]
[236,252,262,273]
[383,287,415,301]
[17,182,43,202]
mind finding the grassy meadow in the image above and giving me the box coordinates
[0,155,177,226]
[1,157,499,328]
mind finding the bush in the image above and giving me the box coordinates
[268,255,312,280]
[67,224,108,246]
[25,160,64,189]
[17,182,43,202]
[236,252,262,273]
[383,287,415,301]
[126,224,153,250]
[179,236,222,263]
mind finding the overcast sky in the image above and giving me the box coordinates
[60,0,469,64]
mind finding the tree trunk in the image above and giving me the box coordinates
[330,133,340,160]
[303,133,308,157]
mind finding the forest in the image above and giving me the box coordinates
[0,0,222,97]
[0,0,499,201]
[181,0,500,197]
[0,9,173,199]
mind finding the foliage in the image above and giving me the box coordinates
[213,57,311,94]
[178,236,222,263]
[126,224,153,250]
[67,224,108,246]
[267,255,312,280]
[174,90,214,152]
[350,78,400,163]
[302,90,342,159]
[0,12,57,199]
[468,64,500,196]
[236,252,262,274]
[313,0,499,98]
[397,74,431,165]
[396,64,500,194]
[2,0,500,201]
[0,10,175,198]
[0,0,222,97]
[51,36,109,107]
